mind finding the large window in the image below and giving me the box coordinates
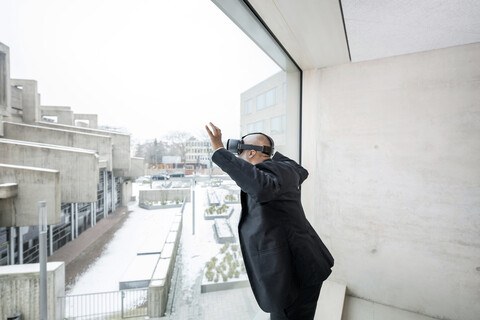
[244,98,253,114]
[270,114,286,134]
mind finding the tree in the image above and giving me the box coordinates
[163,131,192,162]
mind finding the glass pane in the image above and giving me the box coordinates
[0,0,301,319]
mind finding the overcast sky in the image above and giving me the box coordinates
[0,0,280,142]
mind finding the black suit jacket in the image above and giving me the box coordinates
[212,148,334,312]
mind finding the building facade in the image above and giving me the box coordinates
[0,42,144,266]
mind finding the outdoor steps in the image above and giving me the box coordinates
[252,280,346,320]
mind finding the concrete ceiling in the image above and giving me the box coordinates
[247,0,351,70]
[342,0,480,62]
[247,0,480,70]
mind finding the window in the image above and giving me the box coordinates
[266,87,276,107]
[256,87,277,111]
[270,115,286,134]
[256,93,266,110]
[247,120,265,133]
[244,99,253,114]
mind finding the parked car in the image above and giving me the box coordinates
[135,175,151,183]
[152,173,170,181]
[169,172,185,178]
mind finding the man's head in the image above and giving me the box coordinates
[238,133,274,165]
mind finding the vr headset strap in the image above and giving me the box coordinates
[238,143,273,155]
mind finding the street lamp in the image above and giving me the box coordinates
[38,201,48,320]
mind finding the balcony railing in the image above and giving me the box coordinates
[58,288,148,319]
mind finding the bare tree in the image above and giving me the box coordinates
[163,131,192,162]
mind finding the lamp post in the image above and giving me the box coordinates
[38,201,48,320]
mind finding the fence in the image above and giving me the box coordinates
[58,288,148,319]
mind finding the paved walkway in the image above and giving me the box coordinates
[48,206,131,290]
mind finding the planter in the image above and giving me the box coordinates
[200,243,249,293]
[212,219,235,244]
[139,201,183,210]
[204,207,234,220]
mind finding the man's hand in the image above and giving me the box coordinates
[205,122,224,151]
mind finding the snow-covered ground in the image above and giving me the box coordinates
[67,178,264,319]
[68,183,177,295]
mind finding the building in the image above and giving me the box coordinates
[0,42,144,266]
[185,137,213,168]
[240,71,287,150]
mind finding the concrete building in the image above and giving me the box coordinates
[0,42,144,266]
[240,71,288,150]
[215,1,480,320]
[185,137,213,167]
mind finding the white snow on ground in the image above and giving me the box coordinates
[68,183,176,295]
[67,178,258,319]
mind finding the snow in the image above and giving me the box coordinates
[67,178,255,318]
[68,187,177,295]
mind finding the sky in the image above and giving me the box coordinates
[0,0,280,142]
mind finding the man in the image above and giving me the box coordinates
[205,122,334,320]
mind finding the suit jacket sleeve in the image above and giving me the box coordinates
[211,148,280,203]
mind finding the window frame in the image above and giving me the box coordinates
[211,0,303,163]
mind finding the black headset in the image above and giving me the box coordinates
[226,132,275,156]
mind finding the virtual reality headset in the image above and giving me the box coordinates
[226,132,275,156]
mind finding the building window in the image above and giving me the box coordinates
[256,93,266,110]
[270,115,286,134]
[245,99,253,114]
[283,82,286,101]
[266,87,276,107]
[256,87,276,111]
[247,120,265,133]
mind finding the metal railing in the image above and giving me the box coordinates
[58,288,148,319]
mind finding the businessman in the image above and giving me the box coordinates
[205,122,334,320]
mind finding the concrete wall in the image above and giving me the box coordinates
[0,164,60,226]
[37,121,131,175]
[40,106,74,125]
[121,180,133,206]
[129,157,145,179]
[0,43,11,119]
[0,139,99,203]
[301,43,480,320]
[10,79,40,124]
[74,113,98,128]
[0,262,65,320]
[3,121,113,171]
[0,42,11,136]
[139,188,191,204]
[148,208,183,317]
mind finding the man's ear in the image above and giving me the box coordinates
[248,150,256,159]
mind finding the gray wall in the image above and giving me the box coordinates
[10,79,40,124]
[0,139,99,203]
[0,262,65,320]
[0,42,11,136]
[302,43,480,320]
[0,164,60,226]
[37,121,131,175]
[139,188,191,204]
[73,113,98,128]
[129,157,145,179]
[3,121,113,171]
[40,106,74,125]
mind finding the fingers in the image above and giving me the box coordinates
[205,125,213,138]
[206,122,221,137]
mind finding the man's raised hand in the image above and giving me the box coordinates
[205,122,224,151]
